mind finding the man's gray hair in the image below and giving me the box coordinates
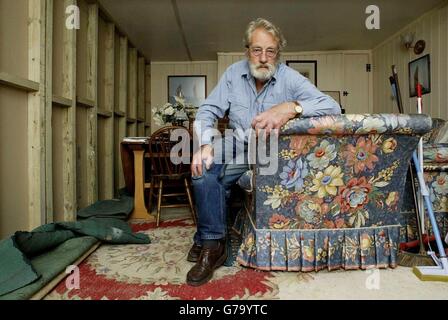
[243,18,287,51]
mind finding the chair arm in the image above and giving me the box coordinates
[423,143,448,164]
[280,114,432,137]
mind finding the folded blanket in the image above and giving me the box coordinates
[0,194,150,297]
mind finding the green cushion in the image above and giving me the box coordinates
[0,236,98,300]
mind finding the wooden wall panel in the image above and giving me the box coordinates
[127,48,137,119]
[114,35,128,194]
[0,0,152,237]
[145,64,151,136]
[76,105,88,210]
[372,2,448,119]
[98,22,115,200]
[0,87,29,238]
[114,116,126,192]
[27,0,47,229]
[138,57,146,121]
[52,106,65,222]
[85,3,98,205]
[58,0,77,222]
[98,117,111,200]
[44,0,54,224]
[118,36,128,113]
[76,0,88,100]
[98,16,108,112]
[114,31,121,112]
[0,0,29,79]
[52,0,65,98]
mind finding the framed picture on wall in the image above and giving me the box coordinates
[408,54,431,97]
[167,75,207,107]
[286,60,317,86]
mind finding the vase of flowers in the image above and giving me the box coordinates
[152,95,197,126]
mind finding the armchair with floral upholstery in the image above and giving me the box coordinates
[233,113,432,272]
[401,117,448,240]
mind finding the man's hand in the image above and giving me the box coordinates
[191,144,214,177]
[251,102,297,136]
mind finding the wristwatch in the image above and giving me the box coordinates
[292,101,303,117]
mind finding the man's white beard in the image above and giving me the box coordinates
[249,61,277,82]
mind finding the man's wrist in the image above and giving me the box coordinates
[290,101,303,117]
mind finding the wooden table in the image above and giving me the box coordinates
[120,138,155,221]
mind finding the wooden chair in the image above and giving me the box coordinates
[148,126,196,226]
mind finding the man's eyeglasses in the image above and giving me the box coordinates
[248,46,278,58]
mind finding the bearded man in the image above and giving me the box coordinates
[187,18,341,286]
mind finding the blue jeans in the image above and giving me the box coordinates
[191,163,249,244]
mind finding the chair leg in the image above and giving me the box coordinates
[184,178,197,225]
[148,177,154,215]
[157,179,163,227]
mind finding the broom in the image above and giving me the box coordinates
[389,65,434,266]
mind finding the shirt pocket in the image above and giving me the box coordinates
[228,94,250,128]
[262,91,282,111]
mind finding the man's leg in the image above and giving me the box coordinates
[187,163,225,262]
[187,163,248,286]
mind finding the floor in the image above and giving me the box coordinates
[159,208,448,300]
[44,207,448,300]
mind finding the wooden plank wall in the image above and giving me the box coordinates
[372,1,448,119]
[0,0,34,237]
[0,0,150,238]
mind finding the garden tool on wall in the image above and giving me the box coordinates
[389,65,434,267]
[412,83,448,281]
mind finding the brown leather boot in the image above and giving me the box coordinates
[187,243,202,262]
[186,239,227,286]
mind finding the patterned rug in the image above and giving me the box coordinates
[43,217,448,300]
[44,218,278,300]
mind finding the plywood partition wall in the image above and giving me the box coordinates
[97,20,115,200]
[127,48,137,121]
[85,3,99,205]
[0,0,46,238]
[137,57,146,136]
[52,0,77,222]
[0,0,149,238]
[114,35,128,193]
[44,0,54,224]
[28,0,48,229]
[75,0,90,211]
[145,64,152,136]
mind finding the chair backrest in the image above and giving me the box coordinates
[149,126,191,177]
[253,113,432,231]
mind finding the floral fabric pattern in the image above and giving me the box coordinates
[236,114,432,271]
[402,117,448,242]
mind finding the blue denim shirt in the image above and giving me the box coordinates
[194,59,341,147]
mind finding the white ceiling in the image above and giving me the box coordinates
[98,0,444,61]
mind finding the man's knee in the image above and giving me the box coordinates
[191,163,224,186]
